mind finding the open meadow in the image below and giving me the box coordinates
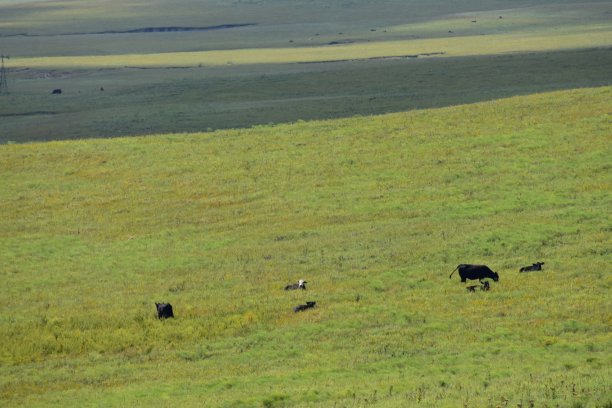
[1,0,611,407]
[1,86,611,406]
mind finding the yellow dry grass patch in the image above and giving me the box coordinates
[12,26,612,69]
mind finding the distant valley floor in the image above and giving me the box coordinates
[1,47,611,143]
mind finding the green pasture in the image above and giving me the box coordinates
[1,87,611,406]
[1,0,612,143]
[0,1,611,405]
[3,0,604,39]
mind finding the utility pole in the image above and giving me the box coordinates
[0,55,9,94]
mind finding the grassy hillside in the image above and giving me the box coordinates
[1,87,610,407]
[1,0,611,142]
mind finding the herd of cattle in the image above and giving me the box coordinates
[450,261,545,293]
[283,279,317,312]
[154,262,545,319]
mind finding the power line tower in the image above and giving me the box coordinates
[0,54,9,95]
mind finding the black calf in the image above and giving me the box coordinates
[519,262,544,272]
[294,301,316,312]
[155,302,174,319]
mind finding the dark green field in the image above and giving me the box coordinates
[1,47,610,143]
[1,0,611,143]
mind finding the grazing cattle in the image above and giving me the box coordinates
[155,302,174,319]
[285,279,307,290]
[481,281,490,291]
[294,301,316,312]
[450,264,499,283]
[466,285,478,292]
[519,262,544,272]
[51,89,62,94]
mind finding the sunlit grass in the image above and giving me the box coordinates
[1,87,610,406]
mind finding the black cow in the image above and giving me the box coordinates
[519,262,544,272]
[481,281,490,291]
[51,89,62,94]
[466,285,478,292]
[155,302,174,319]
[285,279,307,290]
[450,264,499,283]
[294,301,316,312]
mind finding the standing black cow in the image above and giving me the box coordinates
[519,262,544,272]
[449,264,499,283]
[51,88,62,94]
[155,302,174,319]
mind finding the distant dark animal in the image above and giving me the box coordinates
[51,89,62,94]
[466,285,478,292]
[481,281,490,291]
[294,301,316,312]
[450,264,499,283]
[519,262,544,272]
[285,279,306,290]
[155,302,174,319]
[100,87,104,91]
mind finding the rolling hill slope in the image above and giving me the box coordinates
[1,87,610,407]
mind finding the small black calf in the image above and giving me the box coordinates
[155,302,174,319]
[466,285,478,292]
[52,88,62,94]
[481,281,490,291]
[294,301,316,312]
[519,262,544,272]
